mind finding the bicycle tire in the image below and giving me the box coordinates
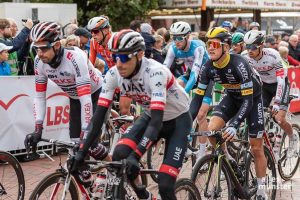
[29,171,79,200]
[278,124,300,181]
[0,151,25,200]
[263,146,277,200]
[191,154,234,200]
[146,139,165,183]
[174,178,201,200]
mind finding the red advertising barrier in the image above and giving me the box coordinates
[288,67,300,113]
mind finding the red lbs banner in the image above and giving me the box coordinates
[288,67,300,113]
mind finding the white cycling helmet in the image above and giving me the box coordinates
[87,16,110,31]
[249,22,260,29]
[108,29,145,53]
[244,30,264,45]
[30,21,62,43]
[170,21,191,36]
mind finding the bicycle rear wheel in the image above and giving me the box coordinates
[278,124,300,181]
[29,171,79,200]
[0,151,25,200]
[175,178,201,200]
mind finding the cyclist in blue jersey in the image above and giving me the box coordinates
[164,21,212,161]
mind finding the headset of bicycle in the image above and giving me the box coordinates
[87,16,111,45]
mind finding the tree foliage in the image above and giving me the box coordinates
[29,0,159,30]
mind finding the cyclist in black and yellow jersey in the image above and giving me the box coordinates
[190,27,268,200]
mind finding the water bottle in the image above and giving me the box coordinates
[91,172,107,199]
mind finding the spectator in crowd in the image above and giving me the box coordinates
[281,32,290,42]
[0,18,33,75]
[74,27,91,52]
[7,18,18,38]
[249,21,260,30]
[0,43,12,75]
[279,40,300,66]
[198,31,207,42]
[156,27,167,38]
[278,46,290,68]
[62,22,78,38]
[129,19,142,33]
[294,29,300,44]
[140,22,155,58]
[265,36,277,49]
[152,34,164,63]
[65,34,80,47]
[288,34,300,61]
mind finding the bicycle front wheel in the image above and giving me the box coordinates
[29,171,79,200]
[278,124,300,181]
[175,178,201,200]
[0,151,25,200]
[191,154,234,199]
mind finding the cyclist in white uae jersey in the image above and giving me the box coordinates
[243,30,298,157]
[24,22,108,165]
[70,29,192,200]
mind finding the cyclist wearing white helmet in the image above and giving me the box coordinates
[243,30,298,160]
[71,29,192,200]
[165,21,212,161]
[249,22,260,31]
[25,22,108,169]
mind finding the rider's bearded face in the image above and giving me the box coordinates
[33,41,57,64]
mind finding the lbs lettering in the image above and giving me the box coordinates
[46,105,70,126]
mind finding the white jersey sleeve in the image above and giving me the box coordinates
[149,68,168,110]
[97,67,119,108]
[163,47,176,69]
[34,57,48,125]
[191,45,206,78]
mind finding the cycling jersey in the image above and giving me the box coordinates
[89,38,115,69]
[195,53,262,129]
[163,40,210,93]
[243,48,287,104]
[99,57,190,121]
[34,46,103,133]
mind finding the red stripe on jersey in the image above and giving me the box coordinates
[117,138,137,150]
[167,75,175,89]
[276,69,284,77]
[97,97,112,107]
[150,101,165,110]
[77,85,91,97]
[135,149,143,157]
[159,164,180,178]
[36,83,47,92]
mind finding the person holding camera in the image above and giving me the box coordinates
[0,18,33,75]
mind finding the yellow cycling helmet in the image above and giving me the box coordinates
[206,27,232,45]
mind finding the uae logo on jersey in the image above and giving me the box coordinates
[155,82,162,87]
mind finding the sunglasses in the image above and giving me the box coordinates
[172,35,185,42]
[112,53,134,63]
[232,42,243,47]
[33,43,54,53]
[91,29,101,34]
[206,41,226,49]
[246,44,260,50]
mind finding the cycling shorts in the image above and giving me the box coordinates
[212,93,265,138]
